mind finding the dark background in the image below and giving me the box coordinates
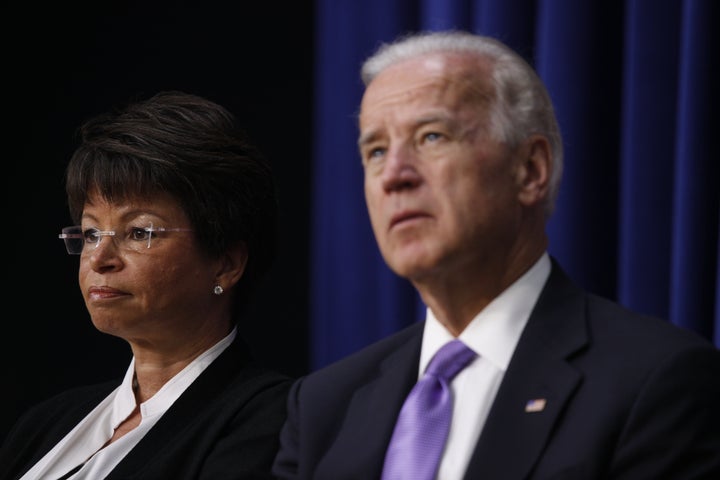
[4,1,314,441]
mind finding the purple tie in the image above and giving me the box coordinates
[381,339,477,480]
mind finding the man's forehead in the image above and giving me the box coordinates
[361,52,492,107]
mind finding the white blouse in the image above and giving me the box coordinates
[21,328,236,480]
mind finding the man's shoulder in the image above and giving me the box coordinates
[584,292,717,355]
[545,257,715,354]
[298,322,422,392]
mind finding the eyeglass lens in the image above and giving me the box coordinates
[58,224,191,255]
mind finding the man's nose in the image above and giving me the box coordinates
[381,144,422,192]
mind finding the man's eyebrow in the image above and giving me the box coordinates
[414,114,455,130]
[358,130,380,150]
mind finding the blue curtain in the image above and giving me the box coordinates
[311,0,720,368]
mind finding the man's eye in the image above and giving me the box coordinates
[369,146,389,161]
[130,227,153,241]
[363,147,386,165]
[370,147,386,158]
[424,132,443,142]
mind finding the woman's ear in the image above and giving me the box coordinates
[215,242,249,289]
[516,134,551,207]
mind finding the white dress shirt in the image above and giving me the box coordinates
[20,328,236,480]
[418,253,551,480]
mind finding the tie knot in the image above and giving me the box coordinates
[425,339,477,381]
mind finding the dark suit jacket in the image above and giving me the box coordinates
[273,260,720,479]
[0,335,293,480]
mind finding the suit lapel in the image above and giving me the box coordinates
[464,261,588,479]
[316,325,423,479]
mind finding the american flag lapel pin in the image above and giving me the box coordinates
[525,398,547,413]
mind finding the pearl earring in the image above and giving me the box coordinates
[213,285,224,295]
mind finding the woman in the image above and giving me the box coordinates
[0,91,292,479]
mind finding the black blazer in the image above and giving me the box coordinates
[0,335,293,480]
[273,260,720,479]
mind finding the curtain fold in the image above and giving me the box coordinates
[311,0,720,369]
[669,0,720,339]
[617,0,681,319]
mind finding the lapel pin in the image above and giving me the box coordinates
[525,398,547,412]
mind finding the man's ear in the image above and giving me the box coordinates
[215,242,249,289]
[516,134,551,207]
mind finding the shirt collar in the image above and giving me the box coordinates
[420,253,550,374]
[112,327,237,421]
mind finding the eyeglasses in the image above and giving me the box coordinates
[59,223,193,255]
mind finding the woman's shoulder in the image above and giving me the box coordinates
[0,379,119,468]
[17,380,118,422]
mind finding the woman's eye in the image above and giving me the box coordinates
[83,229,100,243]
[130,227,153,241]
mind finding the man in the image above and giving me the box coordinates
[273,30,720,479]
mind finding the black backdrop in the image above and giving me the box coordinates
[4,1,313,441]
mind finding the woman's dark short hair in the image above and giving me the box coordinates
[65,90,277,316]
